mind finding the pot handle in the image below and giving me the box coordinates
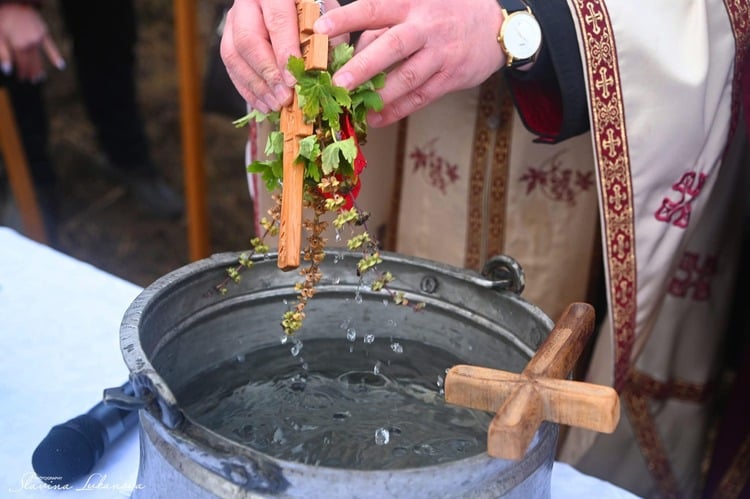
[444,302,620,460]
[479,255,525,294]
[104,370,184,429]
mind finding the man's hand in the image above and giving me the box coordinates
[314,0,506,127]
[220,0,346,114]
[0,3,65,82]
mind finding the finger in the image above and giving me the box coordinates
[259,0,302,86]
[221,12,289,112]
[331,23,424,90]
[376,47,441,108]
[14,47,44,82]
[221,44,272,113]
[0,39,12,75]
[41,34,65,70]
[369,71,452,128]
[315,0,404,38]
[355,28,387,52]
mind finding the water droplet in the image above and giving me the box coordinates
[334,277,341,284]
[374,427,390,445]
[373,361,381,375]
[390,342,404,354]
[382,299,389,306]
[364,334,375,344]
[282,298,288,305]
[280,335,289,345]
[354,293,363,304]
[346,328,357,342]
[339,319,350,330]
[387,319,397,328]
[436,375,444,389]
[235,354,246,362]
[335,229,341,241]
[291,340,303,356]
[272,427,286,444]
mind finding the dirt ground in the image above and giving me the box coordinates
[35,1,253,287]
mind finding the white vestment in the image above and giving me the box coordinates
[245,1,750,496]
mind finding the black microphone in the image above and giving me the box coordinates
[31,381,139,486]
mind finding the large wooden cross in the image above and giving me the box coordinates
[445,302,620,459]
[277,0,329,271]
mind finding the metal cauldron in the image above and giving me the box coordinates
[117,251,557,498]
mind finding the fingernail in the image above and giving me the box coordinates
[369,112,383,126]
[253,99,270,115]
[56,58,66,71]
[282,70,295,88]
[313,17,332,34]
[1,62,11,75]
[332,71,353,89]
[273,84,291,106]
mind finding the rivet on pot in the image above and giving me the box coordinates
[224,463,249,485]
[420,275,439,294]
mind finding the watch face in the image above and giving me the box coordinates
[502,12,542,60]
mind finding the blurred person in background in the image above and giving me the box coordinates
[0,0,183,244]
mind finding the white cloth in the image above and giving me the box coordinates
[0,226,640,498]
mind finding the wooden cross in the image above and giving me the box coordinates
[444,302,620,460]
[277,0,329,271]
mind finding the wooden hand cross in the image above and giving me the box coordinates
[445,302,620,460]
[278,0,329,271]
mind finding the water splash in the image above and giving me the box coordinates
[375,428,390,446]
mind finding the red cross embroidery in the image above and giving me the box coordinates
[654,172,707,228]
[667,252,717,301]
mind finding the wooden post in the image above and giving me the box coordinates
[444,302,620,460]
[277,0,328,271]
[173,0,210,261]
[0,87,48,244]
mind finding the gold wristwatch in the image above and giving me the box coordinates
[497,0,542,68]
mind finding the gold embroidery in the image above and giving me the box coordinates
[485,86,514,260]
[571,0,636,391]
[465,75,501,270]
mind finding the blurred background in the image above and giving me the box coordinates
[1,0,254,287]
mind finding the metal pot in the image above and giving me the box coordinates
[117,251,557,498]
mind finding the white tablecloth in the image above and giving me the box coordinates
[0,227,639,498]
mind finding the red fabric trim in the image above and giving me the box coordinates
[506,77,563,142]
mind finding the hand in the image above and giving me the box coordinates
[0,3,65,82]
[314,0,506,127]
[220,0,346,114]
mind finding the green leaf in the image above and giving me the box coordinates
[247,159,282,192]
[298,135,321,162]
[370,72,386,90]
[232,109,280,127]
[321,138,357,175]
[265,131,284,156]
[359,90,384,112]
[287,56,307,81]
[330,43,354,73]
[305,161,321,182]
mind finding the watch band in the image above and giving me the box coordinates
[498,0,528,13]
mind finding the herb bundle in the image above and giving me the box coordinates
[221,43,422,336]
